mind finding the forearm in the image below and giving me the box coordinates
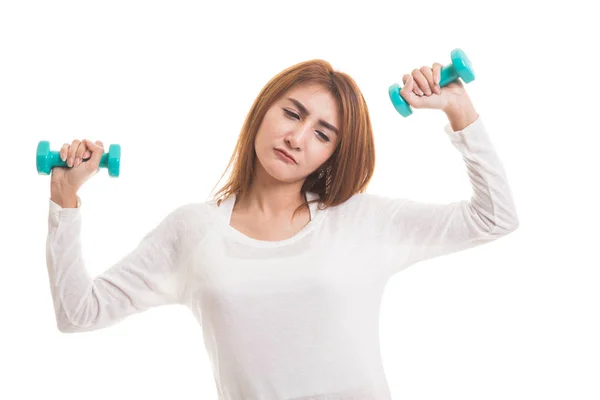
[443,96,479,132]
[50,184,78,208]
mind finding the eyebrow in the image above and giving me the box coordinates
[287,97,339,135]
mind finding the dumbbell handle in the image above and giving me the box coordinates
[438,64,461,87]
[47,151,111,169]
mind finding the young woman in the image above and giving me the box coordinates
[47,59,519,399]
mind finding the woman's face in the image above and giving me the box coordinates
[254,82,340,185]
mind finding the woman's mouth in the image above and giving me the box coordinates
[274,149,296,164]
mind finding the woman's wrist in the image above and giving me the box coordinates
[50,184,79,208]
[443,97,479,131]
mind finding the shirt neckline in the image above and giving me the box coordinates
[216,191,326,248]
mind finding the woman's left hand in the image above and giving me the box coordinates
[400,63,471,113]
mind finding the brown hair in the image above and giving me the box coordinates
[209,59,376,218]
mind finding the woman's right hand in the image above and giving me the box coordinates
[50,139,105,191]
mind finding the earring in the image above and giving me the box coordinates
[318,168,325,179]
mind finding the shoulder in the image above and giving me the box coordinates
[141,201,222,251]
[327,192,413,231]
[171,201,212,217]
[156,201,218,237]
[169,201,219,226]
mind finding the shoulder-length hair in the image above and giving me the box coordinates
[210,59,376,218]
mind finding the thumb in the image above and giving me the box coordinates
[400,76,424,109]
[84,139,105,168]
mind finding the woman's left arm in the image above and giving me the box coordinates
[361,113,519,278]
[360,68,519,276]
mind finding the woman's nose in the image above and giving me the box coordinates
[286,124,311,148]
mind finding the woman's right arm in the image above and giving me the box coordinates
[46,186,191,333]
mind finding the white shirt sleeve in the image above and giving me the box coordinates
[365,116,520,276]
[45,196,189,333]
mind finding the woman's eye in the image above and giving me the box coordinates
[284,109,299,119]
[316,131,330,142]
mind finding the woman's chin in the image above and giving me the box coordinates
[267,166,305,184]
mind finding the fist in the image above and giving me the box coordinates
[400,62,468,112]
[50,139,105,191]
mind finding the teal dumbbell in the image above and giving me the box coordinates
[388,48,475,117]
[36,141,121,177]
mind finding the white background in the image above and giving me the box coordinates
[1,1,598,399]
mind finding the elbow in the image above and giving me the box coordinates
[57,321,93,334]
[470,201,519,236]
[505,210,520,233]
[55,308,83,334]
[56,310,109,334]
[56,314,90,334]
[56,315,86,333]
[492,214,520,236]
[483,202,520,236]
[57,321,77,334]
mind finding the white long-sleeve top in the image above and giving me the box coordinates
[45,116,519,400]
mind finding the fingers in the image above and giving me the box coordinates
[74,141,91,167]
[432,62,442,88]
[66,139,81,168]
[402,63,444,97]
[60,143,69,163]
[412,68,432,96]
[60,139,103,168]
[403,73,423,96]
[420,65,441,95]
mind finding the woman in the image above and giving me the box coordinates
[47,59,519,399]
